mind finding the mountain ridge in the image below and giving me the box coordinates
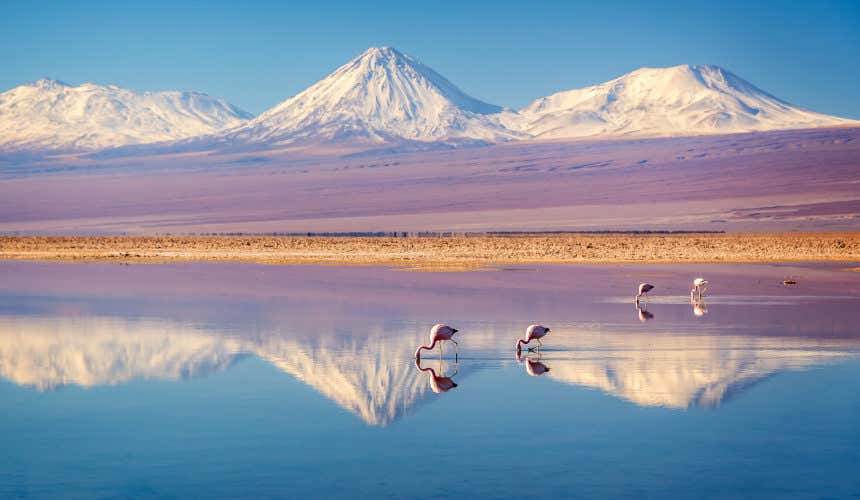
[1,49,857,155]
[0,78,252,152]
[519,64,854,139]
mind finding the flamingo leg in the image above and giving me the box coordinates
[452,340,459,361]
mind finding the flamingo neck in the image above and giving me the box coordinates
[516,338,529,351]
[414,338,438,358]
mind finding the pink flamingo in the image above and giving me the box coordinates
[414,358,458,393]
[691,278,708,299]
[636,283,654,303]
[515,324,551,353]
[414,323,459,360]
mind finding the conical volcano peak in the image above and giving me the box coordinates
[228,46,519,147]
[356,46,405,60]
[324,46,500,114]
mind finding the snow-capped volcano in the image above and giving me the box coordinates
[0,78,251,152]
[221,46,522,147]
[518,64,854,139]
[1,56,856,155]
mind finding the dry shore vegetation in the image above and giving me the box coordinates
[1,233,859,270]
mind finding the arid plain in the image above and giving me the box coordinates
[2,233,859,270]
[2,127,859,235]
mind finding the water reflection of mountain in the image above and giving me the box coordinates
[0,316,243,391]
[251,332,434,425]
[1,315,858,422]
[536,331,859,408]
[0,316,459,426]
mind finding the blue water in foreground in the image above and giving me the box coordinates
[0,261,858,499]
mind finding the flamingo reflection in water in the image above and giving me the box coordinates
[414,357,459,393]
[636,302,654,322]
[516,350,550,376]
[691,297,708,317]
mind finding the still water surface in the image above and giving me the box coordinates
[1,261,859,498]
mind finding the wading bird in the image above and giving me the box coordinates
[691,278,708,299]
[414,323,459,360]
[636,283,655,303]
[515,324,551,353]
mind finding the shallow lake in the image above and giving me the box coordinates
[1,261,859,499]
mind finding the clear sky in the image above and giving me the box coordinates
[2,0,858,117]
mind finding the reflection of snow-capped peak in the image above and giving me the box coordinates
[249,329,432,426]
[1,315,857,421]
[538,330,857,408]
[0,316,243,390]
[0,315,456,426]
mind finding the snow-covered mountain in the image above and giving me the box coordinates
[218,46,522,147]
[0,78,251,152]
[1,55,856,155]
[519,64,854,139]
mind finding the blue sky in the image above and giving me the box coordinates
[2,0,858,117]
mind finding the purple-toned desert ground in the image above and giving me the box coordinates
[2,127,859,234]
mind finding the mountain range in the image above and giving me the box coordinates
[0,78,251,152]
[0,46,855,154]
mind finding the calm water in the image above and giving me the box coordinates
[1,261,859,499]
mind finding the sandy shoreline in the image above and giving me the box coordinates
[1,233,859,270]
